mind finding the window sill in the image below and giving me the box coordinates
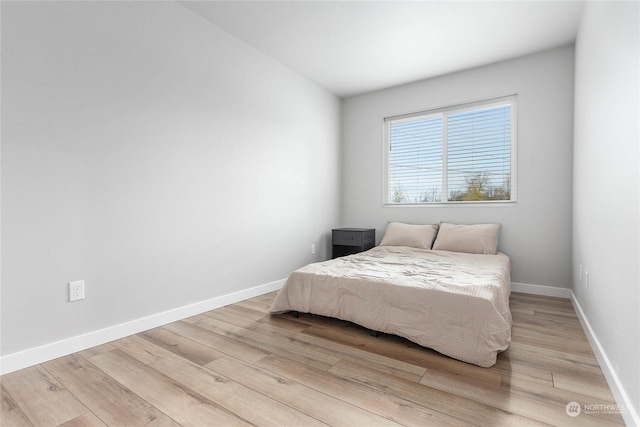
[383,200,518,208]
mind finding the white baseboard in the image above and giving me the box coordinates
[570,291,639,427]
[0,279,286,375]
[511,282,571,298]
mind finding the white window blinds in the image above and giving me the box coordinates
[384,95,517,205]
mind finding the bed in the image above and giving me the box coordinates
[269,222,512,367]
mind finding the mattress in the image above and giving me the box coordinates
[269,245,512,367]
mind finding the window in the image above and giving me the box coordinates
[384,95,517,205]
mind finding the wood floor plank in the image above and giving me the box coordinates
[291,326,427,382]
[191,314,340,371]
[203,307,306,337]
[213,305,316,333]
[88,349,253,426]
[513,315,585,331]
[534,304,580,317]
[532,309,583,324]
[43,353,180,427]
[510,293,573,306]
[216,304,270,322]
[319,356,546,427]
[553,372,617,401]
[234,297,273,313]
[256,355,472,426]
[109,334,175,365]
[503,374,625,425]
[511,316,585,336]
[1,384,34,427]
[140,326,226,366]
[501,341,605,377]
[492,358,554,386]
[207,356,389,427]
[417,364,618,426]
[76,343,116,359]
[151,355,328,427]
[511,325,593,355]
[58,412,107,427]
[1,365,90,426]
[211,309,427,382]
[163,320,268,364]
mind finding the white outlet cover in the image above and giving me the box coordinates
[585,272,589,289]
[69,280,85,302]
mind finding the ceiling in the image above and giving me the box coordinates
[179,1,585,98]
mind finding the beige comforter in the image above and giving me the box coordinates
[270,245,512,367]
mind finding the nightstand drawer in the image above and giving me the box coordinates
[331,228,375,259]
[332,230,364,246]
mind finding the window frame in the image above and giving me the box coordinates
[382,95,518,207]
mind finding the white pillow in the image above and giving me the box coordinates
[379,222,439,249]
[432,222,501,254]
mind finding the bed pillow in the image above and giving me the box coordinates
[379,222,439,249]
[432,222,501,254]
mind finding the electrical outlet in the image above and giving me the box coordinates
[311,244,316,255]
[69,280,85,302]
[579,265,583,282]
[585,271,589,289]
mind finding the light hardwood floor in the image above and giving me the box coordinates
[1,292,625,426]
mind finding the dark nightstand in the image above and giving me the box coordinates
[332,228,375,259]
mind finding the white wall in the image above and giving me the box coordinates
[573,1,639,422]
[1,1,340,357]
[341,46,575,289]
